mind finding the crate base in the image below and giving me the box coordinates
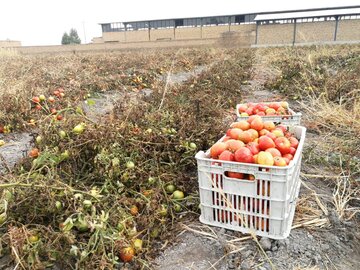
[199,178,302,240]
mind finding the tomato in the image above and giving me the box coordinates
[226,139,244,153]
[210,142,227,159]
[257,151,274,166]
[119,247,135,262]
[29,235,39,243]
[265,147,281,157]
[73,123,85,134]
[218,150,235,161]
[231,120,250,130]
[172,190,185,200]
[133,239,143,252]
[29,148,39,158]
[258,136,275,151]
[263,121,275,131]
[234,147,254,163]
[165,184,176,194]
[130,205,139,216]
[275,137,291,155]
[274,156,287,166]
[238,131,253,144]
[228,128,243,140]
[250,117,264,131]
[32,96,40,103]
[39,95,46,101]
[126,161,135,169]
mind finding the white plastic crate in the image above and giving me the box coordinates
[195,126,306,239]
[236,103,302,125]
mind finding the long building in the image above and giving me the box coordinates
[93,5,360,46]
[0,40,21,48]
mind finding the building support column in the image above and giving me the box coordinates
[334,16,339,41]
[255,21,259,45]
[292,19,297,46]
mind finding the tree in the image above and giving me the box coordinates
[61,28,81,45]
[61,32,70,45]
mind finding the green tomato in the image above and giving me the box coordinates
[76,218,89,232]
[189,142,197,150]
[150,227,160,238]
[35,136,42,144]
[148,177,156,184]
[126,161,135,169]
[165,184,176,194]
[73,124,85,134]
[61,150,70,160]
[74,193,83,200]
[59,130,67,139]
[29,235,39,243]
[174,204,182,212]
[83,200,92,209]
[159,204,168,217]
[172,190,185,200]
[55,201,62,210]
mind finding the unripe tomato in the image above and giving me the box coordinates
[126,161,135,169]
[172,190,185,200]
[165,184,176,194]
[29,235,39,243]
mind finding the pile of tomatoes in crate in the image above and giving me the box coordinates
[209,115,299,175]
[238,101,291,117]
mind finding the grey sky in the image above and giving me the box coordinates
[0,0,358,46]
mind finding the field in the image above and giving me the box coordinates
[0,45,359,269]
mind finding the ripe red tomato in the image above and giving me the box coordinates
[234,147,254,163]
[247,142,260,155]
[226,171,244,179]
[250,117,264,131]
[226,139,244,153]
[238,131,253,144]
[32,97,40,103]
[258,136,275,151]
[210,142,227,159]
[229,128,243,140]
[231,121,250,130]
[29,148,39,158]
[289,137,299,149]
[274,137,291,155]
[218,150,235,161]
[130,205,139,216]
[119,247,135,262]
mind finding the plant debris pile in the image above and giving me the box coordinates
[0,48,253,269]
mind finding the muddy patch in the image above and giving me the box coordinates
[82,90,151,123]
[160,66,207,85]
[154,231,227,270]
[0,133,33,175]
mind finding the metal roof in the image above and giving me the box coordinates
[254,7,360,21]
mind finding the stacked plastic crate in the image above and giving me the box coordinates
[196,102,305,239]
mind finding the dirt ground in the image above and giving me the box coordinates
[152,51,360,270]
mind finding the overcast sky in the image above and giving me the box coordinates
[0,0,358,46]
